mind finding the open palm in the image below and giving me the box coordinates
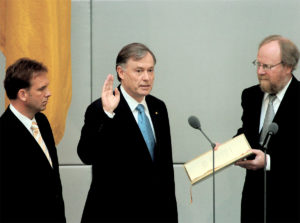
[101,74,120,114]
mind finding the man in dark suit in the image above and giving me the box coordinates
[77,43,178,222]
[0,58,66,222]
[235,35,300,222]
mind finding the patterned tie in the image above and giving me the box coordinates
[136,104,156,160]
[31,121,53,167]
[260,94,277,145]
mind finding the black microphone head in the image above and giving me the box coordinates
[188,116,201,129]
[268,122,279,135]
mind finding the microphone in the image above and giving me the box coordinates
[262,122,279,150]
[188,115,200,129]
[188,115,216,223]
[188,116,216,149]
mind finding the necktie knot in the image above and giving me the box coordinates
[268,94,276,104]
[136,104,145,113]
[31,121,39,135]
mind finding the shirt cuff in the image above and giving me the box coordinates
[266,154,271,171]
[104,110,115,118]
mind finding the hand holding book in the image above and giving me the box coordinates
[184,134,253,184]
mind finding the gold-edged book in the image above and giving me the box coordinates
[184,134,253,184]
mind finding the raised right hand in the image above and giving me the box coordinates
[101,74,120,114]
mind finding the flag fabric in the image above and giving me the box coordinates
[0,0,72,145]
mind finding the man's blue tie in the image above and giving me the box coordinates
[136,104,155,160]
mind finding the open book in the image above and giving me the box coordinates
[184,134,253,184]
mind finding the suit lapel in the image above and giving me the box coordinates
[115,91,147,139]
[249,87,264,136]
[146,96,164,162]
[114,90,154,162]
[5,109,54,169]
[114,91,138,129]
[6,108,37,145]
[35,115,57,169]
[146,97,161,145]
[273,77,299,125]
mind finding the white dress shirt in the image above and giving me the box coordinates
[9,104,49,151]
[10,104,36,135]
[259,77,292,170]
[104,85,156,140]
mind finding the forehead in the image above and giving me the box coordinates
[30,71,49,85]
[126,52,154,67]
[258,41,281,62]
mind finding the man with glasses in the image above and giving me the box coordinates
[235,35,300,222]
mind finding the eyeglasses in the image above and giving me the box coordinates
[252,60,282,70]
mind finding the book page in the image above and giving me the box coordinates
[184,134,252,184]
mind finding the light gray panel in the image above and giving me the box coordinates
[60,164,245,223]
[0,52,5,114]
[91,0,300,163]
[89,2,300,222]
[57,0,91,164]
[60,165,91,223]
[174,164,245,223]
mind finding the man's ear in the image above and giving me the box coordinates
[285,65,293,75]
[117,65,125,80]
[18,89,28,102]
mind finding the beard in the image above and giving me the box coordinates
[259,80,276,94]
[259,79,286,94]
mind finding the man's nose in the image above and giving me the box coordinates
[142,71,150,80]
[257,65,266,75]
[46,89,51,97]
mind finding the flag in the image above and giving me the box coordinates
[0,0,72,145]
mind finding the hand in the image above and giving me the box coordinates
[235,149,265,170]
[214,142,221,151]
[101,74,120,114]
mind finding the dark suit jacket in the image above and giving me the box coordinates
[77,88,178,223]
[237,76,300,223]
[0,107,66,223]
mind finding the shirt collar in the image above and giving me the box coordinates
[120,85,148,112]
[9,104,36,130]
[262,77,292,103]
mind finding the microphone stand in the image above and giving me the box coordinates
[262,133,271,223]
[199,128,216,223]
[262,138,270,223]
[263,148,267,223]
[260,123,278,223]
[262,134,271,223]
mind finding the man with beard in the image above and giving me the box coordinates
[236,35,300,222]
